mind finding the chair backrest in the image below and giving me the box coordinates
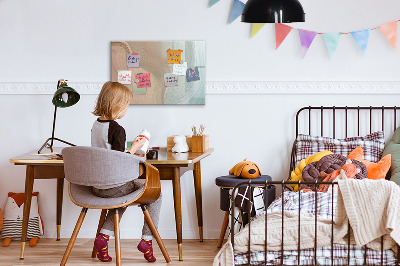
[62,146,145,187]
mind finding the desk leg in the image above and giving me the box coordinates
[172,167,183,261]
[20,165,35,259]
[56,178,64,241]
[193,161,203,242]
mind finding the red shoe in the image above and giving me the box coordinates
[94,233,112,262]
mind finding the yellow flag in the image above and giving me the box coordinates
[251,23,266,38]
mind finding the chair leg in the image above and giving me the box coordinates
[217,211,230,248]
[91,209,108,258]
[141,205,171,263]
[60,208,88,266]
[114,209,121,266]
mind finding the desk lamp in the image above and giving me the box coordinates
[241,0,305,23]
[38,79,80,154]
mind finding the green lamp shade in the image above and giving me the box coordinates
[52,84,80,108]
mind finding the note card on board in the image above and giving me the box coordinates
[127,53,140,68]
[166,49,183,64]
[118,70,132,84]
[186,67,200,82]
[135,73,151,88]
[164,73,178,87]
[173,62,187,76]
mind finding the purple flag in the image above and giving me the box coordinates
[298,29,317,58]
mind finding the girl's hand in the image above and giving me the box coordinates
[134,148,149,157]
[129,137,147,155]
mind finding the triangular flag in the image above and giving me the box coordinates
[251,23,266,38]
[298,29,317,58]
[229,0,245,24]
[378,21,398,50]
[351,29,370,55]
[323,33,341,58]
[275,23,293,49]
[209,0,220,7]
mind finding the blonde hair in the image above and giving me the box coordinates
[93,82,133,120]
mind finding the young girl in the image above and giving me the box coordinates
[91,81,162,263]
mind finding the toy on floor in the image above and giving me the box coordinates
[229,159,261,179]
[1,192,44,247]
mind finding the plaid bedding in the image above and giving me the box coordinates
[234,191,397,265]
[294,131,385,166]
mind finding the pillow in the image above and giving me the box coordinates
[382,126,400,184]
[348,146,391,180]
[289,150,333,191]
[295,131,385,166]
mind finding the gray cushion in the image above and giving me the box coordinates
[69,180,145,208]
[62,146,145,188]
[382,126,400,184]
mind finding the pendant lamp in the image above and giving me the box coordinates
[38,79,80,154]
[241,0,305,23]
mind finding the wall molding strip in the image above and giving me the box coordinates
[0,81,399,95]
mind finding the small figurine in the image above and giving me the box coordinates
[172,135,189,153]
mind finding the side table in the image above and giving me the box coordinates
[215,175,275,248]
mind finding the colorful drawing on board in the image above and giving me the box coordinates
[164,73,179,87]
[111,41,205,105]
[173,62,187,76]
[166,49,183,64]
[135,73,151,88]
[117,70,132,84]
[186,67,200,82]
[127,53,140,68]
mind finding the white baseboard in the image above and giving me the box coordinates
[1,81,399,95]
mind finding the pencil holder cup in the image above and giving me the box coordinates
[191,135,209,153]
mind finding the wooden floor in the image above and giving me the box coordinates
[0,239,221,265]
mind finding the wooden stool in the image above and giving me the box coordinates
[215,175,275,248]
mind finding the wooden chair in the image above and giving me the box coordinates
[60,146,171,265]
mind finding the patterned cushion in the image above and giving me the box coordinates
[295,131,385,166]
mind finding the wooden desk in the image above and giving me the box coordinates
[10,147,213,261]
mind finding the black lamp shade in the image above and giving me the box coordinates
[52,84,80,108]
[241,0,305,23]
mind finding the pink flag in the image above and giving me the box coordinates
[298,29,317,58]
[275,23,293,49]
[378,21,398,50]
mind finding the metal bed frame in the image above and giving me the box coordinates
[230,106,400,266]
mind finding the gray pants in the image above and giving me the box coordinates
[92,180,162,240]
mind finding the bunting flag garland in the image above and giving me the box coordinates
[275,23,293,49]
[323,33,341,58]
[351,29,370,55]
[251,23,266,38]
[298,30,317,58]
[207,6,400,57]
[229,0,245,24]
[378,21,398,50]
[209,0,220,8]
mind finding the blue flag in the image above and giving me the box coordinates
[229,0,245,23]
[323,33,341,58]
[351,29,371,55]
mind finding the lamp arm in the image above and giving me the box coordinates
[50,105,57,148]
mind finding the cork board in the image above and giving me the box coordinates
[111,41,206,105]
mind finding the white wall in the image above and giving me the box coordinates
[1,0,400,240]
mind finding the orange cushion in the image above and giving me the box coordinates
[347,146,391,180]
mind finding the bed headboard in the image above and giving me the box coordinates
[290,106,400,179]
